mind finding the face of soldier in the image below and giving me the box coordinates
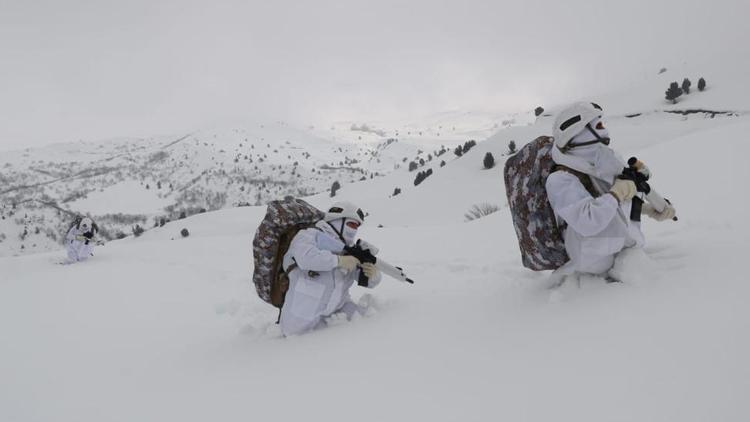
[342,219,359,246]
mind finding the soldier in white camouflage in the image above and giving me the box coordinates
[545,102,676,281]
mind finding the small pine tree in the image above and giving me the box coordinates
[508,140,517,155]
[330,181,341,197]
[133,224,144,237]
[483,152,495,169]
[454,146,463,157]
[698,77,706,91]
[665,82,683,104]
[534,106,545,117]
[682,78,691,94]
[392,187,401,196]
[440,160,446,167]
[180,228,190,238]
[408,161,418,172]
[413,169,433,186]
[462,140,477,154]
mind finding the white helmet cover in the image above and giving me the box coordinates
[325,201,365,225]
[80,217,93,230]
[553,102,604,150]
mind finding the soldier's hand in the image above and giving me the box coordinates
[337,255,360,273]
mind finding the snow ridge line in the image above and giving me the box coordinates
[160,133,193,150]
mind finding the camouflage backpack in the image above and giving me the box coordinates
[252,198,325,307]
[503,136,569,271]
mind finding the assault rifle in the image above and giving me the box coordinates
[74,232,106,246]
[618,157,678,222]
[343,240,415,286]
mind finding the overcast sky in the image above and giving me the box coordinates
[0,0,746,150]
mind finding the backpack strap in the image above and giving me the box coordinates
[284,260,298,274]
[552,165,600,198]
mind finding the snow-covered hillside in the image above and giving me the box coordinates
[0,115,490,257]
[2,62,749,421]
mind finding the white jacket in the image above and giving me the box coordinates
[65,226,94,263]
[546,143,645,275]
[279,221,381,336]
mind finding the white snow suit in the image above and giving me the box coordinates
[64,226,95,264]
[279,220,382,336]
[546,143,645,276]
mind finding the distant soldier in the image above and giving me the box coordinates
[63,217,99,264]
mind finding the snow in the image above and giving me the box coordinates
[68,180,174,215]
[2,58,750,421]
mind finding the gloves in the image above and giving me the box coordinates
[642,203,676,222]
[634,161,651,179]
[609,179,637,203]
[361,262,379,279]
[337,255,360,273]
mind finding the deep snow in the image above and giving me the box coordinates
[2,64,750,421]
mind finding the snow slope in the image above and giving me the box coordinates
[1,113,483,257]
[2,118,749,421]
[2,64,750,421]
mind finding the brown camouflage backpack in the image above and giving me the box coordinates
[252,198,325,307]
[503,136,570,271]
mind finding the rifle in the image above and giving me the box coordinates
[618,157,678,222]
[343,240,415,286]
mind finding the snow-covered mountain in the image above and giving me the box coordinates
[2,59,749,422]
[1,114,505,257]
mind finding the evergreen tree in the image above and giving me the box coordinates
[330,181,341,197]
[682,78,691,94]
[462,140,477,154]
[698,77,706,91]
[665,82,683,104]
[483,152,495,169]
[413,169,433,186]
[508,140,517,155]
[534,106,545,117]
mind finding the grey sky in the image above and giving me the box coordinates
[0,0,745,150]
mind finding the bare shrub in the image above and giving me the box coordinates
[464,203,500,222]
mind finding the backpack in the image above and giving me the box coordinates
[252,198,325,307]
[503,136,569,271]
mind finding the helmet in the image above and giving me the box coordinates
[553,102,603,150]
[80,217,93,230]
[325,201,365,225]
